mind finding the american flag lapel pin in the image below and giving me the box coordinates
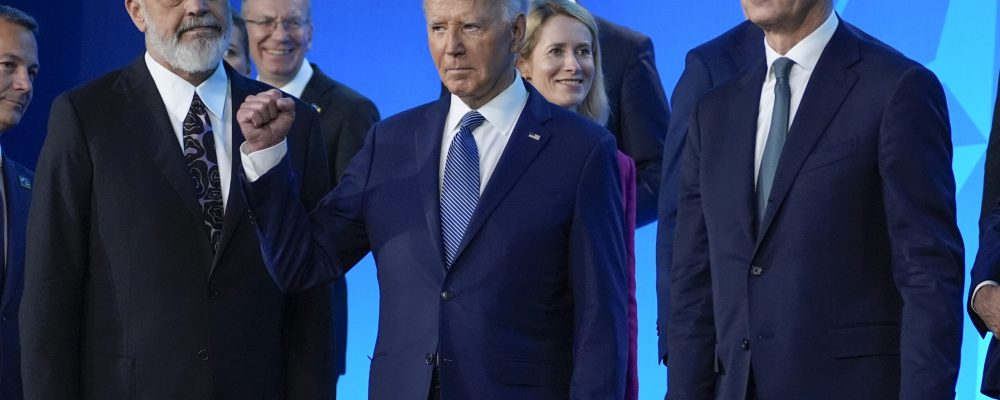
[528,132,541,141]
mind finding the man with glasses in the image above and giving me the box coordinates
[241,1,379,397]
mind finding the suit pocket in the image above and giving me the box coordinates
[497,358,571,387]
[826,324,900,359]
[800,137,858,173]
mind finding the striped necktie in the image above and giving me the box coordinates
[441,111,486,267]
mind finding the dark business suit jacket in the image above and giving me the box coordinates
[971,82,1000,395]
[973,187,1000,398]
[298,63,379,382]
[597,17,668,227]
[669,20,964,399]
[21,58,333,400]
[981,72,1000,232]
[246,82,628,399]
[0,156,31,400]
[655,20,763,363]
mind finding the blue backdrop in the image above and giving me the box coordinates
[4,1,998,398]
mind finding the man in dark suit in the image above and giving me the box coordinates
[237,0,627,398]
[669,0,964,398]
[0,6,37,399]
[981,75,1000,232]
[20,0,332,398]
[970,74,1000,399]
[592,15,668,226]
[655,20,763,366]
[242,0,379,395]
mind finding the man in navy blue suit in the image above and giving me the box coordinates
[237,0,627,398]
[668,0,964,398]
[656,20,763,365]
[0,6,35,400]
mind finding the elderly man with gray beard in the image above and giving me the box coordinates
[19,0,333,398]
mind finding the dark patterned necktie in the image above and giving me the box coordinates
[183,93,223,251]
[440,111,485,268]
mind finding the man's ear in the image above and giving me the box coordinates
[125,0,148,32]
[510,12,526,53]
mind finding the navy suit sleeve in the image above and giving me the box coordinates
[283,108,336,399]
[568,134,629,399]
[878,66,964,399]
[656,49,712,364]
[618,35,669,227]
[667,101,717,399]
[244,123,376,292]
[980,73,1000,233]
[20,93,92,398]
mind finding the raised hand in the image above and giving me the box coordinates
[238,89,296,152]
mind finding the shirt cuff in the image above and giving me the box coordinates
[240,139,288,182]
[972,280,999,315]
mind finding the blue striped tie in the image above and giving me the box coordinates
[441,111,486,267]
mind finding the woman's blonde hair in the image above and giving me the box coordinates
[517,0,609,125]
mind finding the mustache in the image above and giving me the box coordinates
[176,15,223,37]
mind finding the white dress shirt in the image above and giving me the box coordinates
[263,58,314,99]
[438,72,527,193]
[145,53,234,210]
[753,11,839,184]
[242,71,529,195]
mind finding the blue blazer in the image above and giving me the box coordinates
[0,157,30,400]
[245,83,628,399]
[656,20,763,363]
[973,205,1000,398]
[668,20,964,399]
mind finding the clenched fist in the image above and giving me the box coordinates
[238,89,296,152]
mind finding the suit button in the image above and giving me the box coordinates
[440,291,454,301]
[425,353,435,365]
[208,288,220,299]
[741,339,750,350]
[750,265,764,276]
[197,350,210,361]
[1,316,6,323]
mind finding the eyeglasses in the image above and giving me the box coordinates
[244,17,310,32]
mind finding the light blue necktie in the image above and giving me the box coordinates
[441,111,486,267]
[756,57,795,227]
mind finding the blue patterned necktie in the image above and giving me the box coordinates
[441,111,486,267]
[183,93,224,251]
[756,57,795,227]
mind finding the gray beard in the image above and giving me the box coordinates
[144,10,231,74]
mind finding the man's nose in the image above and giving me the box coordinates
[182,0,210,16]
[444,29,464,56]
[12,68,31,94]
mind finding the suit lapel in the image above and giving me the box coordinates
[732,62,768,243]
[0,159,28,311]
[116,58,205,226]
[211,67,251,274]
[754,23,860,251]
[450,87,552,267]
[417,96,451,270]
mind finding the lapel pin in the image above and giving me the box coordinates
[528,133,541,141]
[311,103,322,113]
[18,175,31,190]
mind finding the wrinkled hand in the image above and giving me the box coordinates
[238,89,296,152]
[975,285,1000,338]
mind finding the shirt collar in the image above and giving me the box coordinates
[144,52,228,121]
[764,11,839,75]
[446,70,528,136]
[269,58,314,98]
